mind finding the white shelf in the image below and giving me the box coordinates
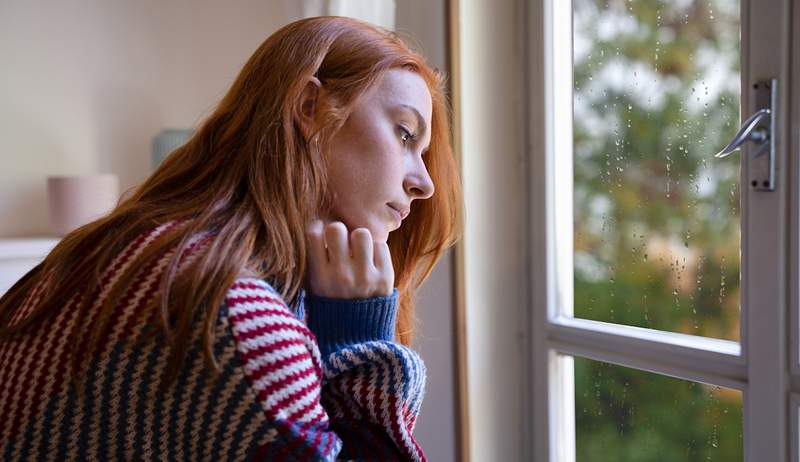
[0,237,60,295]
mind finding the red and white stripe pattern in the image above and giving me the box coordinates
[226,278,343,460]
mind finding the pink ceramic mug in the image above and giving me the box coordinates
[46,174,120,236]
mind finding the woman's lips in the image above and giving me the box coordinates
[387,204,403,224]
[388,203,410,219]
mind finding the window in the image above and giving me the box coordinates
[527,0,796,460]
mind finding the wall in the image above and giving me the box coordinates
[458,0,528,460]
[0,0,287,236]
[0,0,460,459]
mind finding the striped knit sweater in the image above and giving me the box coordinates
[0,222,427,461]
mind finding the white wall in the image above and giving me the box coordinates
[459,0,529,460]
[0,0,287,237]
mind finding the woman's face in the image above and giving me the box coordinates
[323,68,434,243]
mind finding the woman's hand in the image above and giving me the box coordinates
[305,219,395,299]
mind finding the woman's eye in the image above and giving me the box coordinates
[398,126,414,145]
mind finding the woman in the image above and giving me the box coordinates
[0,16,462,462]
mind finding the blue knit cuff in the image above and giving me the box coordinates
[305,289,399,358]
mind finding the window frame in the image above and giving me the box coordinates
[526,0,794,460]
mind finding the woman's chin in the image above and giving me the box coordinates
[363,221,389,243]
[372,227,389,243]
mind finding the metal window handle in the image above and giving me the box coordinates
[713,78,777,191]
[714,108,771,158]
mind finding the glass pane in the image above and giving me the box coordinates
[575,357,743,461]
[571,0,741,340]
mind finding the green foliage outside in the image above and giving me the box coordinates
[572,0,743,459]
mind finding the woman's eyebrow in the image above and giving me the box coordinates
[399,104,428,137]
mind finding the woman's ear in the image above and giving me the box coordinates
[299,76,323,138]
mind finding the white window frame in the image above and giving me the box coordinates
[526,1,795,461]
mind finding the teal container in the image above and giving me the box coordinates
[151,128,194,170]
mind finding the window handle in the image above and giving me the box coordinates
[714,108,770,159]
[713,78,777,191]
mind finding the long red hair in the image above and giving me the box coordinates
[0,16,463,382]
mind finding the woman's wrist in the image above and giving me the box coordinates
[304,288,399,357]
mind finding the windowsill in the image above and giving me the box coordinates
[0,237,59,295]
[0,237,60,259]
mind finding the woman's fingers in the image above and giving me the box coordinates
[305,220,395,299]
[373,240,391,270]
[324,222,349,266]
[373,240,394,292]
[350,228,374,274]
[306,219,328,265]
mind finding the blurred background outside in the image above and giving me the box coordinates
[571,0,743,459]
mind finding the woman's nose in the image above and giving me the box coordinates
[405,158,435,199]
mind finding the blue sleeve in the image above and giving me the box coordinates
[303,289,399,357]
